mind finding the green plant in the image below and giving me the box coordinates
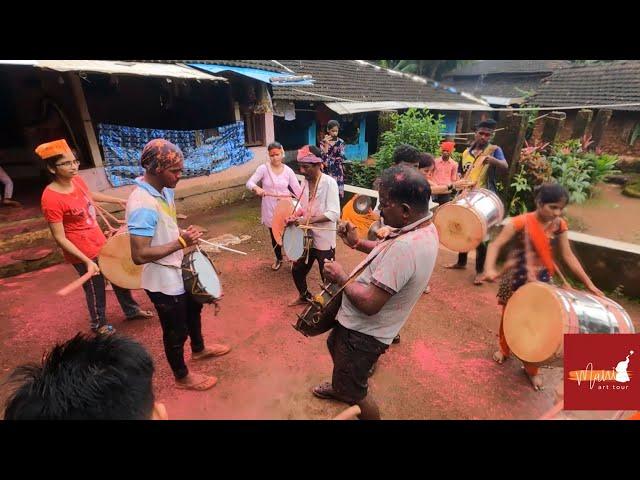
[582,152,620,184]
[344,161,377,189]
[547,153,592,203]
[373,109,445,174]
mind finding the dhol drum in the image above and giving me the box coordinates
[98,228,143,289]
[433,188,504,252]
[294,282,342,337]
[503,282,635,364]
[353,194,374,215]
[182,248,222,304]
[282,224,311,261]
[271,198,295,246]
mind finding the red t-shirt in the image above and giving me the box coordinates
[41,176,106,263]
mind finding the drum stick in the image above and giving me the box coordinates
[198,239,248,255]
[332,405,361,420]
[297,225,338,231]
[56,271,95,296]
[264,193,294,198]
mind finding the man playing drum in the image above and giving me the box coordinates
[38,139,153,336]
[128,139,230,392]
[313,165,439,419]
[445,119,508,285]
[286,145,341,307]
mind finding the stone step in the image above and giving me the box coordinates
[0,240,64,278]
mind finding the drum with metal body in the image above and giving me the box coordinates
[282,224,311,261]
[353,194,374,215]
[182,249,222,304]
[294,283,342,337]
[433,188,504,252]
[98,228,143,289]
[503,281,635,364]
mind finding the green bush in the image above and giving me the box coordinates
[373,109,445,174]
[344,161,378,189]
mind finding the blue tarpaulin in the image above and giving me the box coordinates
[97,122,254,188]
[188,64,314,86]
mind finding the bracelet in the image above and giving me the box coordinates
[177,236,188,249]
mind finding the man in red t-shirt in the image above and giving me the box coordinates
[38,139,153,335]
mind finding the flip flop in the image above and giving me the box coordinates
[192,344,231,360]
[444,263,466,270]
[127,310,154,320]
[176,375,218,391]
[493,351,506,364]
[473,276,485,286]
[271,260,282,271]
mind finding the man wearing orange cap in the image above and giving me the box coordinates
[431,141,459,206]
[38,139,153,335]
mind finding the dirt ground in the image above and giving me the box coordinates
[1,197,639,420]
[565,183,640,244]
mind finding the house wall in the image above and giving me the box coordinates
[531,110,640,156]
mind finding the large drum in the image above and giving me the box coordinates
[503,282,635,364]
[271,198,295,246]
[433,188,504,252]
[98,228,143,289]
[182,249,222,304]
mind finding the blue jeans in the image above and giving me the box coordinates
[72,259,141,330]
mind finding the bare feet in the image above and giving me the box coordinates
[444,263,466,270]
[493,350,507,364]
[473,274,485,286]
[526,371,544,391]
[192,344,231,360]
[175,372,218,391]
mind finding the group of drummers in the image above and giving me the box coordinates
[28,116,633,420]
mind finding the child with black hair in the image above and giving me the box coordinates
[483,183,604,391]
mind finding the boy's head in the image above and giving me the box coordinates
[392,144,421,169]
[3,333,167,420]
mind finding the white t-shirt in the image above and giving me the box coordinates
[297,173,340,251]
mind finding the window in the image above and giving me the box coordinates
[243,112,265,147]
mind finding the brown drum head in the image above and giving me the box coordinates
[433,204,484,252]
[98,232,143,290]
[503,282,566,364]
[271,198,294,246]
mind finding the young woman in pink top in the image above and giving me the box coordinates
[246,142,303,271]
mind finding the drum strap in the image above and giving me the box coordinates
[523,217,571,288]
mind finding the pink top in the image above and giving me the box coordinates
[432,157,458,186]
[246,163,302,227]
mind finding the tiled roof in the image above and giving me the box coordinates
[445,60,571,76]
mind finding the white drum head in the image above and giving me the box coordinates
[283,225,305,260]
[192,251,222,299]
[434,204,484,252]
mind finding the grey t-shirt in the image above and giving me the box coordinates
[337,220,439,345]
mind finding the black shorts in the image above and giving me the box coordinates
[327,323,389,404]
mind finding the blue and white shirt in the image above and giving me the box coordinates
[126,178,185,296]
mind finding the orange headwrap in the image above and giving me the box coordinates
[440,141,455,153]
[35,139,72,160]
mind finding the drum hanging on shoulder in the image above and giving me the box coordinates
[98,228,143,289]
[433,188,504,252]
[294,283,342,337]
[182,249,222,304]
[503,282,635,365]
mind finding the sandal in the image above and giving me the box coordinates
[175,374,218,391]
[493,350,507,364]
[94,324,116,336]
[473,275,485,286]
[126,309,154,320]
[271,259,283,271]
[444,263,466,270]
[312,381,340,400]
[192,344,231,360]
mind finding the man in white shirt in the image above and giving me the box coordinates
[128,139,230,392]
[286,145,341,307]
[315,164,439,420]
